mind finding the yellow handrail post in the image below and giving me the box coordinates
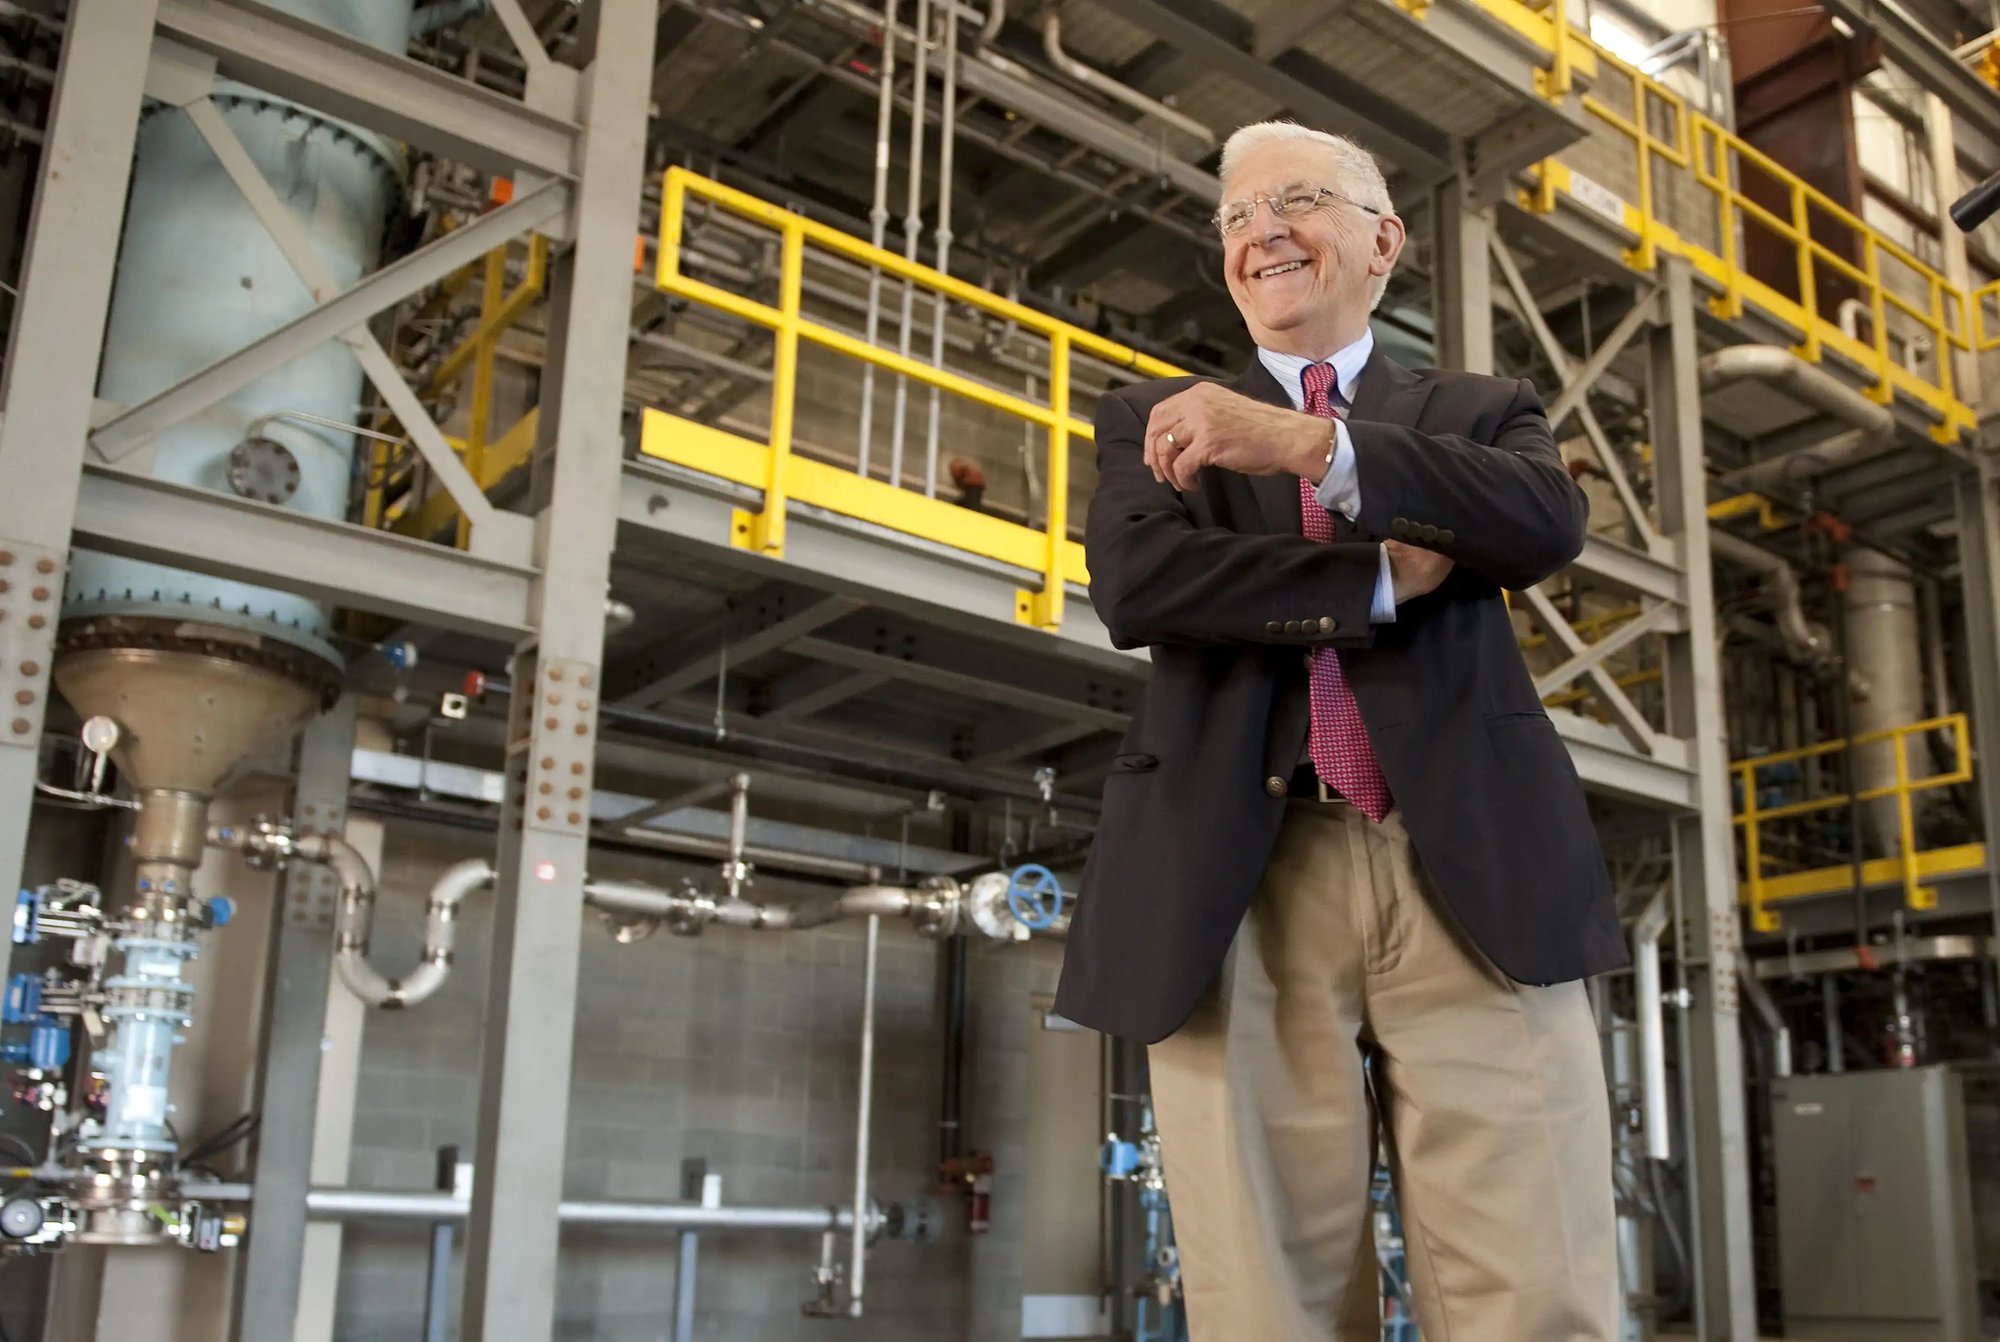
[459,244,507,548]
[1741,761,1777,932]
[1864,233,1892,405]
[1536,0,1572,100]
[1791,182,1821,361]
[1021,329,1072,630]
[741,223,807,558]
[1894,728,1936,910]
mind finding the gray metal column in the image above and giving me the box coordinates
[457,4,654,1337]
[0,0,156,972]
[230,700,359,1342]
[1430,177,1494,375]
[1954,461,2000,984]
[1649,254,1758,1338]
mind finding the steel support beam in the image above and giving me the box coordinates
[0,0,155,946]
[90,175,566,472]
[1085,0,1450,175]
[459,3,654,1337]
[230,701,359,1342]
[154,0,580,178]
[1954,463,2000,1002]
[1518,586,1659,751]
[791,636,1132,730]
[1650,255,1758,1339]
[1432,177,1494,375]
[1818,0,2000,149]
[71,466,536,643]
[612,593,861,707]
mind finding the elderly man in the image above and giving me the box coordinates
[1053,121,1626,1340]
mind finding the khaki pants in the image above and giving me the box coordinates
[1148,801,1618,1342]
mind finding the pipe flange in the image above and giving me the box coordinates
[908,876,963,939]
[56,615,342,710]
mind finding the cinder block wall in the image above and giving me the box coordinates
[334,818,1064,1341]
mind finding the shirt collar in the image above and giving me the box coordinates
[1255,328,1375,411]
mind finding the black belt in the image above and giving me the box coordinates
[1288,763,1346,802]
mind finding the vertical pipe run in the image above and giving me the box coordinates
[1632,892,1673,1162]
[423,1222,453,1342]
[922,0,961,496]
[849,914,881,1315]
[887,0,932,489]
[855,0,900,476]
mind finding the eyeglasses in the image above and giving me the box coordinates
[1212,184,1383,238]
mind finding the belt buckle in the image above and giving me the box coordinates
[1317,779,1334,804]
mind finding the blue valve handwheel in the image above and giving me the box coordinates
[1006,864,1065,929]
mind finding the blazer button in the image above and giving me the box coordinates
[1391,517,1410,537]
[1265,775,1287,797]
[1284,619,1302,634]
[1320,615,1337,633]
[1265,619,1283,634]
[1437,528,1456,545]
[1419,523,1439,542]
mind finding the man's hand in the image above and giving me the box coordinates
[1145,383,1328,491]
[1385,540,1452,605]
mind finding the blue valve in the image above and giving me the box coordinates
[11,889,38,945]
[27,1017,68,1070]
[1100,1137,1143,1179]
[381,640,420,671]
[1005,864,1066,930]
[206,896,235,928]
[3,974,40,1025]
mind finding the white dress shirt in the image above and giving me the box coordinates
[1256,331,1397,623]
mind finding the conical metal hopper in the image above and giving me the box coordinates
[52,618,336,795]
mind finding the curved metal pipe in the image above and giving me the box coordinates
[1631,890,1672,1163]
[1701,346,1897,495]
[1040,10,1213,148]
[317,845,482,1009]
[1709,531,1834,670]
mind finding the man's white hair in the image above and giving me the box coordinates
[1217,121,1395,309]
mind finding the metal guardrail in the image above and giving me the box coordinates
[1502,4,1977,443]
[1734,712,1977,931]
[647,166,1181,631]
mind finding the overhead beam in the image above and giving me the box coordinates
[792,635,1131,729]
[1819,0,2000,149]
[154,0,581,178]
[72,465,536,644]
[1085,0,1450,175]
[611,592,861,707]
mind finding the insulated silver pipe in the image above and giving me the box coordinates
[1040,10,1213,147]
[1709,531,1834,671]
[1701,346,1897,495]
[1736,966,1794,1079]
[922,0,961,497]
[856,0,900,476]
[304,1187,857,1231]
[849,914,882,1316]
[1631,890,1672,1162]
[888,0,934,490]
[725,771,751,900]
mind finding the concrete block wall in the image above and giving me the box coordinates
[332,817,1069,1341]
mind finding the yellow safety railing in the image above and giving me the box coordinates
[648,167,1181,631]
[1734,712,1977,932]
[1972,278,2000,351]
[363,229,548,541]
[1504,6,1976,442]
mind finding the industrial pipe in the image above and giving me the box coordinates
[304,1186,864,1232]
[1631,889,1672,1162]
[1736,966,1793,1079]
[923,0,962,497]
[1039,10,1214,148]
[849,914,882,1316]
[888,0,935,491]
[855,0,900,476]
[1709,531,1835,671]
[1700,346,1896,496]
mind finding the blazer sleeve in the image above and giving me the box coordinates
[1346,377,1588,591]
[1084,387,1380,650]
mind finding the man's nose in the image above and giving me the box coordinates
[1253,202,1291,245]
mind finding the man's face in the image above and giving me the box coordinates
[1219,140,1400,356]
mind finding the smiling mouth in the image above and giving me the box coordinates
[1253,259,1309,280]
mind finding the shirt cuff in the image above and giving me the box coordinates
[1371,544,1397,624]
[1311,419,1360,519]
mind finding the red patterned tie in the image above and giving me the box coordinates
[1298,363,1392,822]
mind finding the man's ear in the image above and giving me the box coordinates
[1371,215,1407,275]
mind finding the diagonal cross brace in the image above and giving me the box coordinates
[91,98,565,551]
[1490,236,1663,554]
[1521,584,1660,753]
[1532,596,1682,698]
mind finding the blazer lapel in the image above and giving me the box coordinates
[1231,360,1304,536]
[1347,345,1432,428]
